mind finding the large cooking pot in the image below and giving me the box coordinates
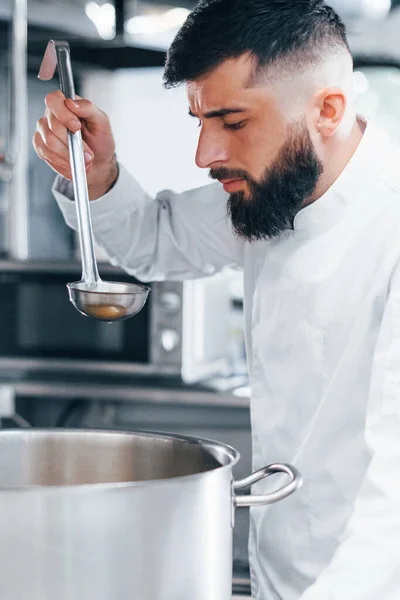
[0,429,302,599]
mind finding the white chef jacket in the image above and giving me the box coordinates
[53,118,400,600]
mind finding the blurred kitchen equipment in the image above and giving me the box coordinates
[38,40,150,322]
[0,382,253,583]
[0,260,234,382]
[0,384,30,428]
[0,0,29,259]
[0,428,301,599]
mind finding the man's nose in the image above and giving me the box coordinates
[195,130,229,169]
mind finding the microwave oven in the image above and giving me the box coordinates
[0,260,233,383]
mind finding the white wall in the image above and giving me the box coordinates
[82,67,211,196]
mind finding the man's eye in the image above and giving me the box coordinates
[224,121,245,131]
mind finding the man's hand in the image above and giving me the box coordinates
[33,91,118,200]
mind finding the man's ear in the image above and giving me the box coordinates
[314,87,347,138]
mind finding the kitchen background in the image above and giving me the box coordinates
[0,0,399,597]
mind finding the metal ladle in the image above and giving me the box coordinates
[38,40,150,323]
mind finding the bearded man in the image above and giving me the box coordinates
[34,1,400,598]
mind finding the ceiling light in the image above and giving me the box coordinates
[125,7,190,35]
[328,0,391,21]
[85,2,115,40]
[361,0,391,20]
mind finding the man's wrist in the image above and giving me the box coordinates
[88,154,119,201]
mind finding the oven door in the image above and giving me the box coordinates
[0,262,155,374]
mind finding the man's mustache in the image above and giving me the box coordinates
[209,167,250,182]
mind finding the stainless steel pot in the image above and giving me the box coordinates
[0,429,302,599]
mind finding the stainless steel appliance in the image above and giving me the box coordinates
[0,428,301,600]
[0,260,234,382]
[0,0,29,259]
[0,378,253,591]
[0,21,78,261]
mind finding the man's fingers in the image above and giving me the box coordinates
[45,109,69,147]
[33,130,94,178]
[64,98,111,134]
[39,114,95,163]
[45,158,73,180]
[46,157,93,180]
[33,131,71,172]
[38,90,113,176]
[45,90,81,133]
[36,117,70,159]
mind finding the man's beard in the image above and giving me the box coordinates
[210,122,324,242]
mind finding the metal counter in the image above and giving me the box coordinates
[0,362,249,408]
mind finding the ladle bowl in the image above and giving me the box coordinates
[67,281,150,322]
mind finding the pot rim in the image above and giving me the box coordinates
[0,427,241,493]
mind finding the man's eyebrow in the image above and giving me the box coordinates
[188,107,247,119]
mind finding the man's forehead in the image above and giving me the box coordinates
[188,54,253,89]
[186,54,268,111]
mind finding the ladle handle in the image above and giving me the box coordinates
[54,42,99,284]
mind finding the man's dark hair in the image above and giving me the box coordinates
[163,0,350,88]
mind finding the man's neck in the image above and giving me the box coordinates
[305,117,366,208]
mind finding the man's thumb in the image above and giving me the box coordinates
[64,98,107,128]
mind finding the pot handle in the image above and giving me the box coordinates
[233,463,302,507]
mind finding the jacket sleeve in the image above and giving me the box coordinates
[52,163,244,281]
[299,264,400,600]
